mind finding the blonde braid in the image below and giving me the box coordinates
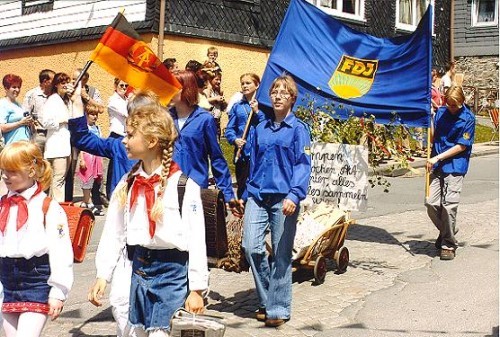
[151,143,174,221]
[116,160,143,207]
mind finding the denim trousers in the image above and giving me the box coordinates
[242,196,299,320]
[129,247,188,332]
[425,171,464,250]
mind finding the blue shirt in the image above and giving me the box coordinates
[0,98,31,144]
[224,99,266,162]
[432,105,475,175]
[68,116,136,197]
[170,106,235,202]
[246,113,312,205]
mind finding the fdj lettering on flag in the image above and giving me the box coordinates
[90,12,181,105]
[256,0,432,127]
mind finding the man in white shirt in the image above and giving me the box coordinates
[22,69,55,154]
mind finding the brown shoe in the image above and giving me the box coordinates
[265,318,288,327]
[255,308,266,322]
[440,249,455,260]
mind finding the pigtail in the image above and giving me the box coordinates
[116,160,143,207]
[150,144,174,221]
[37,158,53,191]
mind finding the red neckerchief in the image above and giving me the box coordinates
[0,183,43,234]
[129,162,181,238]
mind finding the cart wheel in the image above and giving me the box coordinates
[313,256,327,284]
[336,247,349,273]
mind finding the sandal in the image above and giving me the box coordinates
[440,249,455,261]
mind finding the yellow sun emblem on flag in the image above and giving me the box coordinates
[329,55,378,99]
[463,132,471,140]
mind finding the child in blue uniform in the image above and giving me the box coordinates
[170,70,236,205]
[241,75,311,327]
[425,85,475,261]
[0,141,73,337]
[225,73,265,199]
[88,91,208,336]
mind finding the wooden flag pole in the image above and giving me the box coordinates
[234,93,257,164]
[425,125,431,199]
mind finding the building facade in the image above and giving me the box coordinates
[0,0,453,131]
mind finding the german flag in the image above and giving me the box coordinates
[90,12,181,105]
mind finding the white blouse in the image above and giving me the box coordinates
[95,168,209,291]
[40,94,71,159]
[107,92,128,136]
[0,184,74,301]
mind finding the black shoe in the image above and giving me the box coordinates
[100,193,109,208]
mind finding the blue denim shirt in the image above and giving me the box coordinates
[170,106,235,202]
[246,113,311,205]
[432,105,475,175]
[224,99,266,162]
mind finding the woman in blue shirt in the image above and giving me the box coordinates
[425,85,475,261]
[225,73,265,199]
[170,70,236,205]
[242,75,311,327]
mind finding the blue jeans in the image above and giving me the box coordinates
[242,196,299,320]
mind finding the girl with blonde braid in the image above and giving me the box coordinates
[88,91,208,336]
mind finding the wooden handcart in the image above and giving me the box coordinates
[292,210,354,284]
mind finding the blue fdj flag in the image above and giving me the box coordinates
[257,0,433,127]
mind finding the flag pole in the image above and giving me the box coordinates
[75,8,126,88]
[234,93,256,164]
[425,126,431,198]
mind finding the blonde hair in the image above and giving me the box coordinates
[115,90,177,221]
[445,85,466,106]
[0,141,52,191]
[269,75,298,99]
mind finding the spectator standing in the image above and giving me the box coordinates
[0,141,73,337]
[440,61,456,94]
[40,72,73,202]
[241,75,311,328]
[77,103,105,216]
[65,69,104,202]
[425,85,475,261]
[206,46,222,72]
[22,69,55,153]
[163,58,180,74]
[203,65,227,141]
[108,78,129,138]
[0,74,34,145]
[225,73,264,199]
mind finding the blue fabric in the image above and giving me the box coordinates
[68,116,137,197]
[431,105,475,175]
[0,255,51,305]
[246,113,311,205]
[170,106,235,202]
[225,99,266,162]
[242,197,299,320]
[257,0,433,127]
[129,247,188,331]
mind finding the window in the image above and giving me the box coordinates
[22,0,54,15]
[472,0,498,26]
[309,0,365,21]
[396,0,433,31]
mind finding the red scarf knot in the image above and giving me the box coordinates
[130,174,160,238]
[0,195,29,234]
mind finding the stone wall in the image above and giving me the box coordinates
[455,56,499,112]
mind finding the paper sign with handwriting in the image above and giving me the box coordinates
[307,143,369,211]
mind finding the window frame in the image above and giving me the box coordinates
[396,0,434,32]
[471,0,499,27]
[21,0,55,15]
[308,0,366,22]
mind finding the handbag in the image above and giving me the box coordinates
[169,308,226,337]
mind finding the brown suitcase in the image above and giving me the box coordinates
[43,199,96,263]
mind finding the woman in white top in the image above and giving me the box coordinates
[108,78,129,138]
[41,73,73,202]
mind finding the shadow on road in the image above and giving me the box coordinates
[60,307,115,337]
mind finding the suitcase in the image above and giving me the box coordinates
[43,199,96,263]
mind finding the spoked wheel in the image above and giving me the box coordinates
[313,256,327,284]
[335,246,349,273]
